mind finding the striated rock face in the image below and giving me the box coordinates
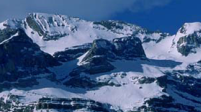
[0,96,119,112]
[25,13,77,41]
[26,14,45,36]
[0,29,59,88]
[36,98,118,112]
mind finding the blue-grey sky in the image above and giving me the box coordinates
[0,0,200,34]
[112,0,201,34]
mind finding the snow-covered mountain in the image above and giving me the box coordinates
[1,13,201,112]
[0,13,169,55]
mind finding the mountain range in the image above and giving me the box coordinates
[0,13,201,112]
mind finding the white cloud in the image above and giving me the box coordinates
[0,0,172,22]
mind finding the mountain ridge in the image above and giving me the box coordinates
[1,13,201,112]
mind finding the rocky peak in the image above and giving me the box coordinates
[82,39,116,62]
[0,19,22,30]
[113,36,146,59]
[82,36,146,63]
[178,22,201,35]
[175,22,201,56]
[25,13,80,41]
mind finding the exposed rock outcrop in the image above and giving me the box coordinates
[0,29,59,84]
[54,43,92,62]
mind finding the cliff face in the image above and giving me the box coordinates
[0,29,58,90]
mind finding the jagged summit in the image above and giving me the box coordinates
[0,13,169,55]
[172,22,201,56]
[178,22,201,35]
[0,19,22,30]
[25,13,82,39]
[1,13,201,59]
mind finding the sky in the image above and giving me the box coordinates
[0,0,201,34]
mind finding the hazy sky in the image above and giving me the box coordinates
[0,0,201,33]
